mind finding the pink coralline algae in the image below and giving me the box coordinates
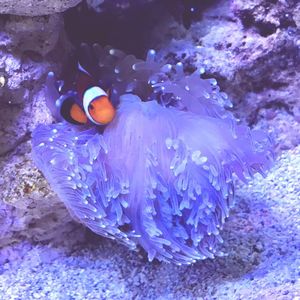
[32,44,273,264]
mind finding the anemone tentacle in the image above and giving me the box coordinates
[33,80,273,264]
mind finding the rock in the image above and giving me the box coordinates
[4,14,63,56]
[0,139,78,247]
[0,14,64,157]
[155,0,300,151]
[0,0,81,17]
[0,13,75,246]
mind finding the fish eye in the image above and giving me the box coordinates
[88,103,95,110]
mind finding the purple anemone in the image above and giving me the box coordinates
[32,45,273,264]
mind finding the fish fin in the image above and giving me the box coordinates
[77,43,102,79]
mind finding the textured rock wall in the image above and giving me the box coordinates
[0,0,81,16]
[154,0,300,150]
[0,12,77,247]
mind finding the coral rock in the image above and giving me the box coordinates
[0,0,81,17]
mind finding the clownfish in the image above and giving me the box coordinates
[57,63,116,126]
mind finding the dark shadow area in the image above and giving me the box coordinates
[64,0,220,57]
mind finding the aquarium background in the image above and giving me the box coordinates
[0,0,299,299]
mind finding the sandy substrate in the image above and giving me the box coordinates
[0,147,299,300]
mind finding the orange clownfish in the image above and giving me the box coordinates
[57,63,116,126]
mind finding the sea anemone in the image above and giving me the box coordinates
[32,44,273,264]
